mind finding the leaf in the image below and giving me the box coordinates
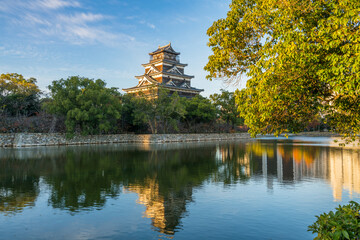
[342,230,350,239]
[333,231,341,240]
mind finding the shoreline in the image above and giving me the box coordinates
[0,132,251,148]
[0,132,356,148]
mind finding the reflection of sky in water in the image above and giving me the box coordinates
[0,139,359,240]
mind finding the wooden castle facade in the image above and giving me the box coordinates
[122,43,203,98]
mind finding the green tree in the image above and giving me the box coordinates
[47,76,121,136]
[181,95,217,126]
[210,89,243,128]
[0,73,41,117]
[119,94,136,132]
[132,88,186,134]
[205,0,360,141]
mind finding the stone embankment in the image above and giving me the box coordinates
[0,133,251,148]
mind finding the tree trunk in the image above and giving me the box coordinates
[148,120,155,134]
[154,118,158,134]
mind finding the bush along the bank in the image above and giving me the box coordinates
[308,201,360,240]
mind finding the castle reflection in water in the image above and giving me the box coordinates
[0,140,359,237]
[110,142,360,235]
[216,142,360,201]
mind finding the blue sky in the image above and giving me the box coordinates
[0,0,240,96]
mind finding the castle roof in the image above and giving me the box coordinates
[123,83,203,93]
[149,43,180,56]
[123,74,202,93]
[142,59,187,67]
[135,72,194,80]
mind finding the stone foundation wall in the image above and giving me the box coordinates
[0,133,251,148]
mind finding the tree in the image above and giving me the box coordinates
[47,76,121,136]
[132,88,186,134]
[0,73,41,117]
[210,89,243,128]
[205,0,360,141]
[181,95,217,126]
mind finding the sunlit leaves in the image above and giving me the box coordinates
[0,73,41,117]
[0,73,39,96]
[206,0,360,141]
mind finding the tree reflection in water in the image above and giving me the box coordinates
[0,140,359,237]
[0,157,40,215]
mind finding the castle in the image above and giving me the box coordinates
[122,43,203,98]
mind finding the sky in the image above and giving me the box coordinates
[0,0,241,96]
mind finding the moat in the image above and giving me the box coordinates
[1,137,359,239]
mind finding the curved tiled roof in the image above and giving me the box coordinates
[149,42,180,55]
[162,84,203,92]
[142,59,187,67]
[147,71,194,79]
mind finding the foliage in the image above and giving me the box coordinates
[308,201,360,240]
[0,72,245,134]
[0,73,40,117]
[181,95,217,125]
[46,76,121,136]
[205,0,360,141]
[118,94,140,132]
[132,88,186,133]
[0,73,39,95]
[210,89,243,127]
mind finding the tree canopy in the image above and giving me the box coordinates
[205,0,360,141]
[47,76,121,136]
[181,95,216,125]
[210,89,243,128]
[0,73,40,117]
[132,88,186,134]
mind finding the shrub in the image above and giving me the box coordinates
[308,201,360,240]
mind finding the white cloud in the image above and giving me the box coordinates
[25,13,52,26]
[0,0,136,46]
[66,25,119,42]
[0,45,45,59]
[32,0,81,10]
[139,20,156,29]
[35,15,135,45]
[0,0,81,12]
[58,13,106,24]
[147,23,155,29]
[175,16,198,24]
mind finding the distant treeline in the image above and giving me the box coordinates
[0,73,252,136]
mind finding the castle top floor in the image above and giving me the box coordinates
[149,43,180,63]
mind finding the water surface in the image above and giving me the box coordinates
[0,138,359,239]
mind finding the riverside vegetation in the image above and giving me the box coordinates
[0,74,245,136]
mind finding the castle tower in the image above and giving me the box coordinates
[122,43,203,98]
